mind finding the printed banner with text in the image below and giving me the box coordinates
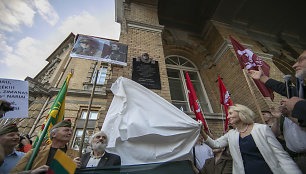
[0,78,28,119]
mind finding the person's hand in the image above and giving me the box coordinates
[248,67,263,80]
[30,165,49,174]
[248,67,269,83]
[282,97,303,112]
[270,107,282,119]
[279,100,290,116]
[200,125,208,141]
[73,157,82,168]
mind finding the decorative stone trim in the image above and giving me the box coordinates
[185,111,226,120]
[126,19,164,33]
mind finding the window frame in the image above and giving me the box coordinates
[71,128,93,151]
[79,110,98,120]
[166,55,213,113]
[91,65,109,85]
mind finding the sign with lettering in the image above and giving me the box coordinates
[0,78,28,119]
[132,58,161,89]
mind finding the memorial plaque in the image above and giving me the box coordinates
[132,55,161,89]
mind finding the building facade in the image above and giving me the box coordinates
[11,0,306,150]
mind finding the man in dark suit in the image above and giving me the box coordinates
[81,131,121,168]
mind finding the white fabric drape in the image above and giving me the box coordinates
[101,77,201,165]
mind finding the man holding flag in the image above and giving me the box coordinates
[11,119,80,172]
[229,35,274,101]
[11,73,81,173]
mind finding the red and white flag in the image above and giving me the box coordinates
[229,35,274,100]
[218,76,233,131]
[186,72,208,131]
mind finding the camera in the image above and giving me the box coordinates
[0,102,14,112]
[18,134,32,149]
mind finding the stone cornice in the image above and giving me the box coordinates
[126,19,164,32]
[26,76,107,105]
[185,111,226,120]
[26,77,50,97]
[49,88,107,98]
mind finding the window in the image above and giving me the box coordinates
[166,56,212,113]
[91,66,108,85]
[80,111,98,120]
[72,129,92,151]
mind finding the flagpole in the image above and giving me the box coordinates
[242,69,265,123]
[196,101,210,131]
[25,115,53,170]
[26,73,72,170]
[220,104,225,134]
[78,62,100,156]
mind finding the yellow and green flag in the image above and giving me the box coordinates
[33,73,72,148]
[46,149,77,174]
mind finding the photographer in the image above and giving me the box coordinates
[17,134,33,153]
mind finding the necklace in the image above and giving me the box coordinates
[239,124,249,133]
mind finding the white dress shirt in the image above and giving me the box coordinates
[86,151,105,168]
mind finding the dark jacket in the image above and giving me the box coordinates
[81,151,121,168]
[200,154,232,174]
[265,78,306,127]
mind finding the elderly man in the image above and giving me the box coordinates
[0,123,25,174]
[81,131,121,168]
[11,119,80,172]
[249,50,306,173]
[249,50,306,126]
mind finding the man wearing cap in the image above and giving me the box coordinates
[0,123,25,174]
[11,119,81,173]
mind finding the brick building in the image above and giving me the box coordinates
[11,0,306,150]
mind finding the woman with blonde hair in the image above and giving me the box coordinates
[201,104,301,174]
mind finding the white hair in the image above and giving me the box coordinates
[89,131,108,146]
[49,128,58,140]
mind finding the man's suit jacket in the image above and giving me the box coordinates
[81,151,121,168]
[265,78,306,127]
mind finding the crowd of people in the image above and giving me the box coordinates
[0,119,121,174]
[0,50,305,174]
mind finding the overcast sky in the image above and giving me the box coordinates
[0,0,120,80]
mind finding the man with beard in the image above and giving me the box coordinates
[248,50,306,127]
[249,50,306,173]
[81,131,121,168]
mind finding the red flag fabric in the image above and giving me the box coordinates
[229,35,274,100]
[218,76,233,131]
[185,72,208,131]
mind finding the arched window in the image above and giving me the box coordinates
[166,55,212,113]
